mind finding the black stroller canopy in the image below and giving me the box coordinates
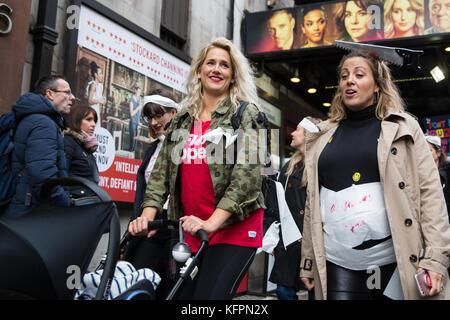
[0,178,119,300]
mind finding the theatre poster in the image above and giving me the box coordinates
[68,4,190,202]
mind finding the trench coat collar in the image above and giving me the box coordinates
[305,120,337,145]
[382,111,416,143]
[304,120,338,163]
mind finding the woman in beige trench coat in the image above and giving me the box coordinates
[300,51,450,300]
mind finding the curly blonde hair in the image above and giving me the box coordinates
[328,51,406,122]
[180,37,259,119]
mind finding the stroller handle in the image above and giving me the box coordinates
[120,219,209,249]
[147,219,209,243]
[196,229,209,244]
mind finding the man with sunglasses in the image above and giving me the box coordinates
[4,75,75,218]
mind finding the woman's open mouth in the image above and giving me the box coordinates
[345,89,357,97]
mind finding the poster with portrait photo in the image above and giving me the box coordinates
[74,48,109,112]
[296,3,339,48]
[246,0,450,56]
[245,1,392,56]
[330,0,385,43]
[246,8,302,54]
[383,0,425,39]
[69,5,189,202]
[424,0,450,34]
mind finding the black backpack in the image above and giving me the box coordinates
[230,102,273,172]
[0,112,17,211]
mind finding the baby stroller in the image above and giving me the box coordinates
[119,219,210,300]
[0,177,121,300]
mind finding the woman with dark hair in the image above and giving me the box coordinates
[123,88,179,299]
[336,0,384,42]
[63,104,99,199]
[86,61,106,127]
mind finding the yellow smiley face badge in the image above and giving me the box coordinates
[352,172,361,182]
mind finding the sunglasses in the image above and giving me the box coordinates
[50,89,73,96]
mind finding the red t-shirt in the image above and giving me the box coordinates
[180,120,263,252]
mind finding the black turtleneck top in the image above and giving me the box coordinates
[318,104,381,192]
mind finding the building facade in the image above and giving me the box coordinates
[3,0,448,297]
[2,0,313,296]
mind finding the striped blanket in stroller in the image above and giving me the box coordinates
[75,261,161,300]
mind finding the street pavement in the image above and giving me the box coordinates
[233,290,309,300]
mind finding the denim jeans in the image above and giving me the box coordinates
[276,285,298,300]
[129,120,138,152]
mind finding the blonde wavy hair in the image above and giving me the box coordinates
[328,51,406,122]
[180,37,259,119]
[384,0,425,38]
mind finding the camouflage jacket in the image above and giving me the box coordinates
[142,98,266,227]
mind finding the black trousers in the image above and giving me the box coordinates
[326,261,397,300]
[176,244,256,300]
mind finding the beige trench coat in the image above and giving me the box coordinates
[300,111,450,300]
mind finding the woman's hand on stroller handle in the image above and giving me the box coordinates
[179,215,209,236]
[180,209,231,236]
[127,207,225,245]
[128,207,158,238]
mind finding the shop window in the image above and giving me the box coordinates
[160,0,189,51]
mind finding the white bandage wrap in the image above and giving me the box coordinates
[143,95,180,111]
[298,118,319,133]
[320,182,396,270]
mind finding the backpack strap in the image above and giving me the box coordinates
[231,101,249,131]
[176,112,190,129]
[167,112,190,141]
[231,101,270,131]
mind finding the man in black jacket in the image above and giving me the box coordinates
[4,75,75,218]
